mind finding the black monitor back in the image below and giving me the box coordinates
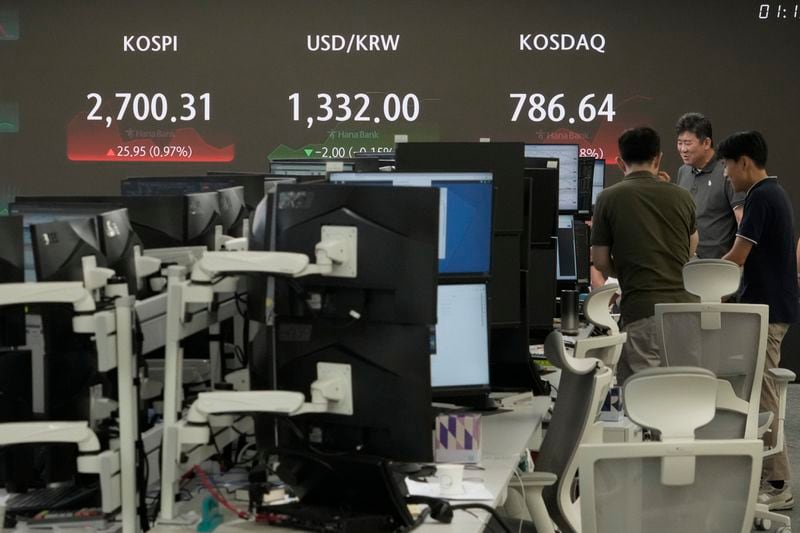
[185,192,221,249]
[118,195,186,248]
[275,319,433,462]
[528,247,557,332]
[577,157,595,213]
[270,183,439,461]
[97,208,143,296]
[0,216,26,347]
[524,167,559,246]
[217,186,248,238]
[206,172,287,209]
[30,218,107,283]
[0,349,34,492]
[273,184,439,325]
[573,220,590,285]
[30,218,109,483]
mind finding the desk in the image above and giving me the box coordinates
[151,396,549,533]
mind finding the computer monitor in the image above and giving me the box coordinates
[556,215,577,281]
[0,349,34,492]
[268,158,356,176]
[573,219,590,285]
[96,208,144,296]
[31,218,107,283]
[353,151,396,172]
[524,144,579,212]
[329,172,493,276]
[116,194,218,250]
[271,183,439,462]
[185,192,221,249]
[30,217,110,485]
[10,200,119,281]
[577,156,595,213]
[216,186,248,238]
[592,159,606,207]
[0,216,26,347]
[431,283,490,392]
[524,159,559,246]
[121,175,235,196]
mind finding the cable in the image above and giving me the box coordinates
[233,345,247,367]
[450,504,513,533]
[233,293,247,318]
[192,465,251,520]
[133,314,151,532]
[400,506,431,532]
[512,468,526,533]
[207,421,228,471]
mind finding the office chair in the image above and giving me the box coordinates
[506,327,626,533]
[583,283,620,334]
[655,259,795,531]
[573,284,624,372]
[579,367,764,533]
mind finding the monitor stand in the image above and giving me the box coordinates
[433,392,499,412]
[263,449,414,533]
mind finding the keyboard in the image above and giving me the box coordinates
[6,484,99,513]
[18,508,106,529]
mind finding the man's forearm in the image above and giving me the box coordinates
[595,258,617,278]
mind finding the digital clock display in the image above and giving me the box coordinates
[759,3,800,18]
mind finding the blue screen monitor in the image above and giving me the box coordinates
[524,144,579,212]
[329,172,493,275]
[431,283,490,389]
[556,214,577,281]
[592,159,606,207]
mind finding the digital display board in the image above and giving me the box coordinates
[1,1,799,222]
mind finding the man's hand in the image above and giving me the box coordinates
[657,170,671,182]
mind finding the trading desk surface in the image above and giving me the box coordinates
[151,396,548,533]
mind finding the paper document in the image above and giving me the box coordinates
[405,478,494,501]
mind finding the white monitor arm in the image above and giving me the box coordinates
[191,225,357,283]
[0,421,100,453]
[180,362,353,445]
[0,256,115,312]
[0,282,95,312]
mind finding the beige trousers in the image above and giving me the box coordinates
[617,316,661,386]
[762,323,792,482]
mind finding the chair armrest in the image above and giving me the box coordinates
[509,471,558,487]
[766,368,796,383]
[762,368,795,458]
[507,471,558,533]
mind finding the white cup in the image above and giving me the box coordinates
[436,463,465,496]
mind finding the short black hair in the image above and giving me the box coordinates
[675,112,713,146]
[618,127,660,165]
[717,131,768,169]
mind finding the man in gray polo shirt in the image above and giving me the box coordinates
[673,113,744,258]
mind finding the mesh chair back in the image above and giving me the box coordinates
[540,330,613,533]
[580,440,762,533]
[655,303,768,439]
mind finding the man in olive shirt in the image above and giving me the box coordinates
[592,127,699,383]
[674,113,744,258]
